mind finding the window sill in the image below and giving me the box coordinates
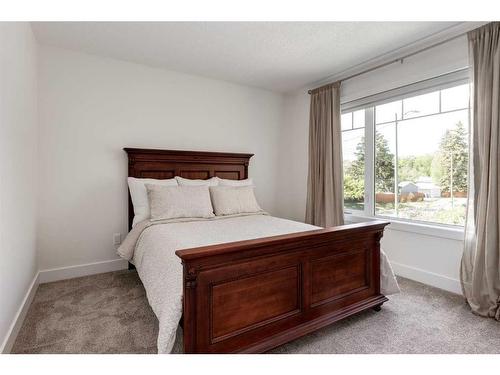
[344,213,464,241]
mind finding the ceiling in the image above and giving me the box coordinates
[32,22,461,93]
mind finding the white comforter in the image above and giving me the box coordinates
[117,213,399,353]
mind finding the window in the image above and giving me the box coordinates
[341,81,470,227]
[341,110,365,211]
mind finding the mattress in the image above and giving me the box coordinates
[117,213,399,353]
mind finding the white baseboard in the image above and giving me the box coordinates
[38,258,128,284]
[0,272,40,354]
[391,261,462,295]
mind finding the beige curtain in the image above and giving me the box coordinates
[305,82,344,227]
[461,22,500,320]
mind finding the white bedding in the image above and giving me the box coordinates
[117,213,399,353]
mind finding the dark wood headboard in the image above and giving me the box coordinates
[124,148,254,230]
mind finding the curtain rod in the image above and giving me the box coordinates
[308,32,466,95]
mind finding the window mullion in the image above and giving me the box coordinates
[364,107,375,217]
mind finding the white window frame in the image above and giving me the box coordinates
[341,68,470,238]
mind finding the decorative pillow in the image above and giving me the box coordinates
[209,186,262,216]
[127,177,178,227]
[175,176,219,186]
[217,177,254,187]
[146,185,215,221]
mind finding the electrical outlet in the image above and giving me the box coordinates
[113,233,121,246]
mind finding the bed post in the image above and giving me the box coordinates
[371,230,384,312]
[182,265,199,353]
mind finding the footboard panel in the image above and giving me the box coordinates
[176,221,389,353]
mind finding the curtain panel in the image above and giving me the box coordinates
[461,22,500,320]
[305,82,344,227]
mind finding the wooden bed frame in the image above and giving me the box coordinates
[125,147,389,354]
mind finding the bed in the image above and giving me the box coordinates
[119,148,397,354]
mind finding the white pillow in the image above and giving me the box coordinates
[146,185,215,221]
[128,177,178,227]
[175,176,219,186]
[217,177,254,187]
[209,186,262,216]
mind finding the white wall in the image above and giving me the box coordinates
[275,91,309,221]
[381,228,463,293]
[277,36,469,294]
[0,23,39,350]
[37,45,285,270]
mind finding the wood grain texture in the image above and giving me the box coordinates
[211,266,300,341]
[310,248,368,307]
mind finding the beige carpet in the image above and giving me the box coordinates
[11,270,500,354]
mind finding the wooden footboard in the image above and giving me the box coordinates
[175,220,389,354]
